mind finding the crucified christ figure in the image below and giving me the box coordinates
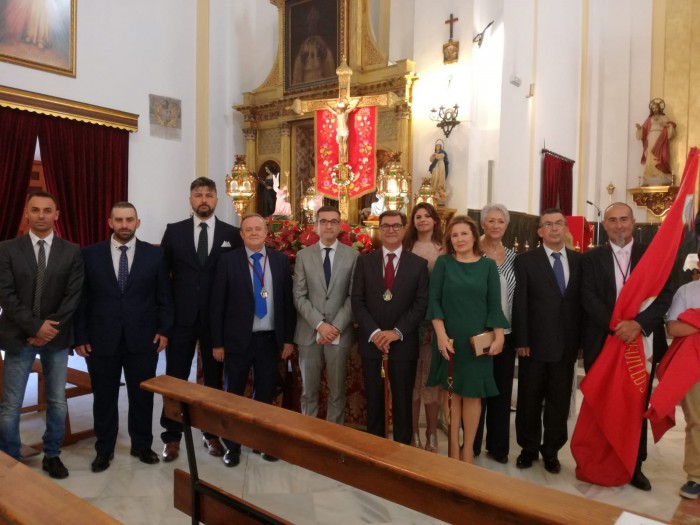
[327,98,360,162]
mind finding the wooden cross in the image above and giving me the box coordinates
[445,13,459,40]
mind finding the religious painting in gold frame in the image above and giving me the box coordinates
[0,0,76,77]
[284,0,340,92]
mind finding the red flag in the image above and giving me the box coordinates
[571,148,699,486]
[315,106,377,199]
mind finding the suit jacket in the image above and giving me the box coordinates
[512,246,582,362]
[0,234,83,353]
[293,242,359,347]
[74,239,174,356]
[581,242,673,369]
[210,246,296,354]
[351,250,429,361]
[160,217,241,327]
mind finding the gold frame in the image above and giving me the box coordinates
[0,0,77,77]
[0,85,139,132]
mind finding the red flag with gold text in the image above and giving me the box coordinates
[570,148,699,486]
[315,106,377,199]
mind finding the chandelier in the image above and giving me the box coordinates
[225,155,256,216]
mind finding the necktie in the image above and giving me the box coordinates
[32,240,46,317]
[197,223,209,267]
[118,245,129,292]
[323,247,332,287]
[551,252,566,295]
[252,253,267,318]
[385,253,396,291]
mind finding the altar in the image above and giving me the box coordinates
[233,0,417,224]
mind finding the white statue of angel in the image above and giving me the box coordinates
[272,171,292,218]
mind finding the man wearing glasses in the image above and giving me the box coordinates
[580,202,672,490]
[293,206,358,424]
[512,209,582,474]
[351,210,429,444]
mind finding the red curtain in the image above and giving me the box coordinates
[0,107,41,240]
[39,118,129,246]
[541,152,574,215]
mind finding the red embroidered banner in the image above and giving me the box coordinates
[315,106,376,199]
[570,147,699,486]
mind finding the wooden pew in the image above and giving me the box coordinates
[0,451,121,524]
[143,375,659,525]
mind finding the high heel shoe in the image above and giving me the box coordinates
[425,432,438,453]
[412,432,422,448]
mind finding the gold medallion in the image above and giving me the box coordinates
[383,289,393,301]
[261,288,269,298]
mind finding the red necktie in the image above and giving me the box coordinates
[385,253,396,290]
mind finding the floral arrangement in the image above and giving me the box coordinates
[265,219,374,262]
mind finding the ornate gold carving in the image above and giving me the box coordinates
[629,185,678,217]
[278,122,291,136]
[258,128,281,155]
[0,85,138,132]
[377,109,397,142]
[243,127,257,141]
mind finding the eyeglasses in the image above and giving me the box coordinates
[379,223,404,232]
[318,219,340,226]
[540,220,567,229]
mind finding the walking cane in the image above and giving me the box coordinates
[381,354,391,438]
[446,339,454,457]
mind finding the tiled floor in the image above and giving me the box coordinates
[11,354,700,524]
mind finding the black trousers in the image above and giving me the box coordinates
[160,313,224,443]
[87,341,158,456]
[474,334,516,458]
[361,357,416,445]
[221,332,279,454]
[515,356,575,459]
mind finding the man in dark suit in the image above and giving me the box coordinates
[351,210,429,444]
[159,177,241,462]
[75,202,173,472]
[0,191,83,479]
[210,213,296,467]
[581,202,673,490]
[293,206,358,424]
[512,208,582,474]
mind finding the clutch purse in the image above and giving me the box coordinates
[469,331,495,357]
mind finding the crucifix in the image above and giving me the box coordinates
[443,13,460,64]
[289,57,399,219]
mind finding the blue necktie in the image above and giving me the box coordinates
[323,247,332,287]
[551,252,565,295]
[252,253,267,318]
[118,245,129,292]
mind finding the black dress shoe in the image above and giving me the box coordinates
[42,456,69,479]
[223,450,240,467]
[543,456,561,474]
[130,448,160,465]
[260,453,279,462]
[91,453,114,473]
[630,468,652,491]
[487,452,508,464]
[516,452,536,469]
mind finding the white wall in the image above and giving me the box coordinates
[0,0,198,243]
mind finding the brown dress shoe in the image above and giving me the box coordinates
[162,441,180,462]
[203,436,225,457]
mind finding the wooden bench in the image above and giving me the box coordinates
[143,375,660,525]
[0,451,121,524]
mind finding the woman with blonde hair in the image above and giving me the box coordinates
[427,215,508,463]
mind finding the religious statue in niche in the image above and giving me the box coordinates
[272,171,292,218]
[429,140,449,204]
[261,166,279,218]
[635,98,676,186]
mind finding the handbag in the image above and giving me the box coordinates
[469,330,495,357]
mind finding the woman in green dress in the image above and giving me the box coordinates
[427,216,509,463]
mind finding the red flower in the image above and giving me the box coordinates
[338,231,352,246]
[299,228,319,247]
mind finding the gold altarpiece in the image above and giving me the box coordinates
[234,0,417,223]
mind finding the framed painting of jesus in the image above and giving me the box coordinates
[285,0,340,92]
[0,0,76,77]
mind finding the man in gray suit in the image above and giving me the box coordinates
[293,206,358,424]
[0,192,83,479]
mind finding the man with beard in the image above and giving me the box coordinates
[75,202,173,472]
[581,202,673,490]
[158,177,242,462]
